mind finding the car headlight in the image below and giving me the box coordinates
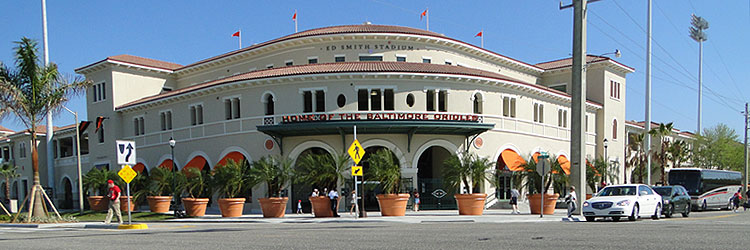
[583,201,590,207]
[663,199,670,204]
[616,200,631,206]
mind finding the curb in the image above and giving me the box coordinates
[0,223,149,229]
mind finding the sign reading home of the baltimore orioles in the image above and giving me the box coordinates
[281,112,481,123]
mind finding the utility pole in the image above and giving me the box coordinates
[645,0,652,185]
[42,0,56,199]
[744,103,748,198]
[560,0,599,215]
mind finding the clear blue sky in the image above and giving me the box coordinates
[1,0,748,136]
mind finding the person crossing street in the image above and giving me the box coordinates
[104,180,122,224]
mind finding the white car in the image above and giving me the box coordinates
[582,184,662,222]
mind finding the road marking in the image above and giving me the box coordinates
[672,213,740,221]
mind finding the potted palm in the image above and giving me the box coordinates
[144,167,179,213]
[211,159,250,217]
[369,149,409,216]
[520,155,566,215]
[443,153,495,215]
[248,156,294,218]
[179,168,212,217]
[1,163,20,205]
[295,153,349,217]
[82,168,118,211]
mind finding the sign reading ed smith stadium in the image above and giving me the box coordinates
[281,112,480,123]
[322,43,417,51]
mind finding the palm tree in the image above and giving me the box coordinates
[668,140,690,168]
[649,122,674,184]
[0,38,90,217]
[0,163,20,203]
[247,156,295,198]
[626,133,646,183]
[295,153,349,191]
[443,153,495,194]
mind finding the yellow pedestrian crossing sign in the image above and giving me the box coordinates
[348,139,365,164]
[352,166,363,176]
[118,165,137,184]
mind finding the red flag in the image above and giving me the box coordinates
[420,9,427,20]
[293,11,297,21]
[78,121,91,135]
[94,116,105,133]
[475,31,483,37]
[232,31,240,37]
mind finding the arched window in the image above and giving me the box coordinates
[473,93,483,114]
[264,93,275,115]
[612,119,618,140]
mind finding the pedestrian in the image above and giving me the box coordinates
[311,189,319,197]
[328,188,340,217]
[104,180,122,224]
[413,191,420,212]
[564,186,577,218]
[745,188,750,211]
[510,188,520,215]
[349,190,357,215]
[732,190,742,213]
[297,200,303,214]
[310,188,319,214]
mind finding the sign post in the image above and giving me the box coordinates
[118,165,137,224]
[351,166,363,218]
[538,152,550,218]
[348,125,367,218]
[116,140,137,224]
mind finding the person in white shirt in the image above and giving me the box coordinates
[328,189,340,217]
[565,186,577,218]
[510,188,520,215]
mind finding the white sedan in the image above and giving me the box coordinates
[582,184,662,222]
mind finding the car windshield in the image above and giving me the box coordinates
[597,186,637,196]
[653,187,672,196]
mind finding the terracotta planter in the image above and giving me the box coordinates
[147,196,172,213]
[182,198,209,217]
[310,196,334,217]
[258,197,289,218]
[455,193,488,215]
[376,194,410,216]
[586,194,593,200]
[87,196,108,211]
[119,196,136,212]
[218,198,246,217]
[527,193,560,215]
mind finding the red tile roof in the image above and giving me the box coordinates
[0,125,13,133]
[117,61,600,110]
[77,54,183,72]
[535,55,634,72]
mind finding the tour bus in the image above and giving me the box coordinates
[667,168,742,211]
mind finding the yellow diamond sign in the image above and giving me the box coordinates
[118,165,137,184]
[351,166,363,176]
[348,139,365,164]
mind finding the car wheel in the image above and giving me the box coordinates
[629,204,639,221]
[682,204,690,217]
[664,204,673,218]
[585,216,595,222]
[701,200,707,211]
[651,204,661,220]
[612,217,621,222]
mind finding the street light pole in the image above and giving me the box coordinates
[743,103,748,198]
[62,105,83,215]
[169,137,180,217]
[603,138,608,185]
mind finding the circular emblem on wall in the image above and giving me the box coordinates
[432,189,447,199]
[473,137,484,149]
[264,139,274,151]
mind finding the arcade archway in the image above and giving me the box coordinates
[61,177,73,209]
[416,146,454,210]
[360,146,401,211]
[291,147,333,213]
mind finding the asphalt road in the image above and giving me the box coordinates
[1,210,748,250]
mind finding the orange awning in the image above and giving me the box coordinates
[158,159,174,170]
[587,160,601,177]
[183,156,207,173]
[217,152,246,167]
[557,155,571,175]
[532,152,540,163]
[133,163,146,173]
[500,149,526,172]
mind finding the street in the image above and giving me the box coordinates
[1,210,747,250]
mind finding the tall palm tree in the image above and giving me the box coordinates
[626,133,645,183]
[668,140,690,168]
[0,163,20,203]
[649,122,674,184]
[0,38,90,217]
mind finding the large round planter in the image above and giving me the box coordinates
[119,196,136,212]
[527,193,560,215]
[455,193,488,215]
[376,194,410,216]
[147,196,172,213]
[218,198,246,217]
[182,198,209,217]
[586,194,593,200]
[310,196,334,217]
[87,196,108,212]
[258,197,289,218]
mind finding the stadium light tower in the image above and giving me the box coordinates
[689,14,708,134]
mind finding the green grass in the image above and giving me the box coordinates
[0,211,174,223]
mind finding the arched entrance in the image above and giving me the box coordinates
[62,178,73,209]
[416,146,455,210]
[495,149,526,200]
[292,147,332,213]
[360,146,401,211]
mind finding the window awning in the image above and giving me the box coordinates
[133,163,146,173]
[158,159,174,170]
[500,149,526,172]
[183,156,207,173]
[557,155,571,175]
[217,152,246,167]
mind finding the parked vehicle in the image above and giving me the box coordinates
[582,184,662,222]
[668,168,742,211]
[652,185,691,218]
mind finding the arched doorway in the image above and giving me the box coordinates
[292,147,332,213]
[216,151,251,203]
[416,146,454,210]
[360,146,401,211]
[495,149,526,201]
[62,178,73,209]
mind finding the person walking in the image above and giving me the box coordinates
[104,180,122,224]
[297,200,303,214]
[349,190,357,215]
[732,190,742,213]
[310,189,319,214]
[745,188,750,211]
[510,188,520,215]
[328,189,340,217]
[413,191,420,212]
[564,186,577,218]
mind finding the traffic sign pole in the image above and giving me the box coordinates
[127,177,132,224]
